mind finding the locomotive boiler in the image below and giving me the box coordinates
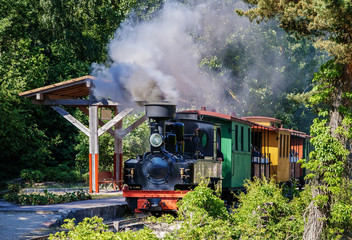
[123,102,222,213]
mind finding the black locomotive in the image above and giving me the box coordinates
[123,102,222,212]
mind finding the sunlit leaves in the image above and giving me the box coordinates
[237,0,352,63]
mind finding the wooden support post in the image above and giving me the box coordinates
[89,105,99,193]
[114,107,124,190]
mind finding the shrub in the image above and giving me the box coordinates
[5,189,91,205]
[177,180,229,220]
[169,181,233,239]
[21,164,85,184]
[20,169,44,183]
[326,179,352,238]
[147,214,175,224]
[2,179,25,203]
[232,177,306,239]
[49,216,158,240]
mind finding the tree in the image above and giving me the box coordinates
[0,0,148,182]
[237,1,352,239]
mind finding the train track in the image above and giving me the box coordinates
[28,216,147,240]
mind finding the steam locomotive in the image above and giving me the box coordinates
[123,102,222,212]
[123,102,311,213]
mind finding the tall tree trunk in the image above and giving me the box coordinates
[303,62,352,240]
[303,186,326,240]
[339,63,352,178]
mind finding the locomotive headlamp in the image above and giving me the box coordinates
[150,133,163,147]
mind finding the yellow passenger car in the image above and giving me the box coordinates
[242,117,291,182]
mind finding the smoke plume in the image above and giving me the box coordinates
[91,0,321,116]
[92,1,218,107]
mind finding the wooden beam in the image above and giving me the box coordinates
[89,105,99,193]
[32,99,119,106]
[36,93,44,100]
[86,80,92,88]
[121,115,147,137]
[78,106,117,138]
[114,106,123,190]
[51,106,90,136]
[98,108,133,137]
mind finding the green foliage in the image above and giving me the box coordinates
[328,179,352,237]
[177,181,229,220]
[147,214,175,224]
[5,189,91,206]
[49,216,158,240]
[236,0,352,63]
[20,169,44,183]
[47,181,318,240]
[298,59,352,238]
[309,60,343,112]
[20,164,85,184]
[0,0,162,181]
[304,118,348,192]
[301,115,352,238]
[167,181,233,239]
[232,178,306,239]
[237,1,352,238]
[2,180,24,203]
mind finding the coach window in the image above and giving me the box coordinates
[241,126,244,152]
[248,128,250,152]
[235,125,238,151]
[286,135,289,157]
[286,135,290,157]
[279,134,283,157]
[284,135,287,157]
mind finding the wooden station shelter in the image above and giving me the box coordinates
[19,75,147,193]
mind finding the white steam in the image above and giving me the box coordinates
[91,0,320,115]
[91,2,217,106]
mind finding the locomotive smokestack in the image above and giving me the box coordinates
[145,102,176,145]
[145,102,176,120]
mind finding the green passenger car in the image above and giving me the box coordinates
[200,115,252,189]
[177,109,253,194]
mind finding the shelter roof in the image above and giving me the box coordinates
[18,75,119,107]
[19,75,95,99]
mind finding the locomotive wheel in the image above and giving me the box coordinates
[126,197,137,213]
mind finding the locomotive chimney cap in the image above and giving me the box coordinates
[145,101,176,119]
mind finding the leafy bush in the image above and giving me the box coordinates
[49,216,158,240]
[2,179,25,203]
[147,214,175,224]
[177,180,229,220]
[20,169,44,183]
[20,164,85,184]
[168,181,233,239]
[232,177,306,239]
[4,189,91,205]
[326,179,352,238]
